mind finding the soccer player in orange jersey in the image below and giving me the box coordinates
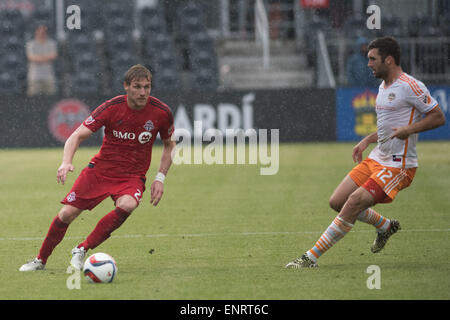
[286,37,446,268]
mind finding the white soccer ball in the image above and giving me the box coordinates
[83,252,118,283]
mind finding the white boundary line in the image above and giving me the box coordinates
[0,228,449,241]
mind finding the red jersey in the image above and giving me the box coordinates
[83,95,174,179]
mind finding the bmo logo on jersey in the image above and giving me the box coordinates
[113,130,136,140]
[113,130,152,144]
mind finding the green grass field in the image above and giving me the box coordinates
[0,142,449,300]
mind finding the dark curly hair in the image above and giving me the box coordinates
[368,36,401,66]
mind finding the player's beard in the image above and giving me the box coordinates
[372,63,388,79]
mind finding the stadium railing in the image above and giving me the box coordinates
[316,31,336,88]
[220,0,296,40]
[254,0,270,68]
[320,35,450,86]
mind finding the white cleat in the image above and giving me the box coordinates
[70,246,87,270]
[19,258,45,272]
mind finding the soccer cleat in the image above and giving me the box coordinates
[70,246,87,270]
[285,254,318,269]
[371,219,401,253]
[19,258,45,272]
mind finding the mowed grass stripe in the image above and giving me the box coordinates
[1,228,449,241]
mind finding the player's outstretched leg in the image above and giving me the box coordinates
[19,205,82,272]
[286,187,374,268]
[19,214,69,271]
[286,216,354,268]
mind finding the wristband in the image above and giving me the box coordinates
[154,172,166,183]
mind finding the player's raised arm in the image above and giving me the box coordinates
[57,124,93,185]
[150,137,176,207]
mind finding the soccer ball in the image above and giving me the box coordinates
[83,252,118,283]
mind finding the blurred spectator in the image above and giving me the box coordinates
[26,24,57,96]
[268,0,282,38]
[346,36,379,88]
[238,0,253,38]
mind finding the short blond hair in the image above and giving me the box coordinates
[124,64,152,85]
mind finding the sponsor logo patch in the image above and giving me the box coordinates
[138,131,152,144]
[84,116,95,126]
[422,94,432,105]
[66,192,76,202]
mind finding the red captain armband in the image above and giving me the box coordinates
[362,178,388,204]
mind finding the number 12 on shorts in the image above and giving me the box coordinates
[376,167,393,184]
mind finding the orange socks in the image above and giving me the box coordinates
[307,216,354,263]
[357,208,390,233]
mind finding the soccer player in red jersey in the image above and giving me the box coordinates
[20,64,176,271]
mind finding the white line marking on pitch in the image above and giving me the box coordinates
[0,229,449,241]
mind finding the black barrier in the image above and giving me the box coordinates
[0,95,105,148]
[0,89,336,148]
[156,89,336,143]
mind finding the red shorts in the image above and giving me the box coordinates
[349,158,416,203]
[61,164,146,211]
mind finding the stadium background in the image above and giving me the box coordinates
[0,0,449,147]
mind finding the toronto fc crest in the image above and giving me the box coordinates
[144,120,154,132]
